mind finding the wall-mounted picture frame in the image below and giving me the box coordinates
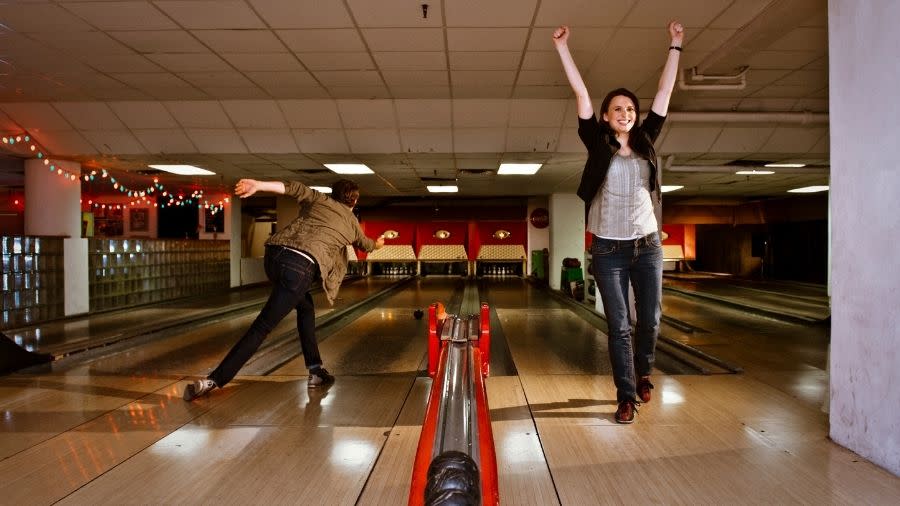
[130,208,149,232]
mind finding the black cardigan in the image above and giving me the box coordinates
[576,111,666,214]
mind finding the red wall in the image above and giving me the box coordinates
[415,221,468,257]
[472,221,526,260]
[359,220,416,260]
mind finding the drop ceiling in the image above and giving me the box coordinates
[0,0,830,199]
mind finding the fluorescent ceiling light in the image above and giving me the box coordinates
[498,163,542,175]
[735,170,775,175]
[660,185,684,193]
[324,163,373,174]
[427,185,459,193]
[788,185,829,193]
[149,164,215,175]
[765,163,806,168]
[310,186,332,193]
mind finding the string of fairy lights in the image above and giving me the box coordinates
[1,133,229,214]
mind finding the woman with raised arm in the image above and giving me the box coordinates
[553,22,684,424]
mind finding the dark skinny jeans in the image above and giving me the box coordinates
[209,245,321,387]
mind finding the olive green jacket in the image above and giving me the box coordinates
[266,181,376,304]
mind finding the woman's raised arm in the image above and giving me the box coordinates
[650,21,685,117]
[553,26,594,120]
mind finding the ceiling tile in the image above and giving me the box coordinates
[382,71,449,87]
[0,3,93,32]
[222,53,303,72]
[445,0,537,27]
[179,72,256,88]
[449,52,521,70]
[164,101,234,128]
[527,27,614,51]
[362,29,445,52]
[239,129,299,153]
[372,52,447,71]
[154,1,266,29]
[534,0,634,27]
[244,71,319,87]
[708,126,773,153]
[448,28,528,52]
[131,129,198,153]
[395,100,452,128]
[109,102,179,129]
[314,71,384,87]
[710,0,773,29]
[622,0,733,28]
[54,102,126,130]
[509,99,566,127]
[346,129,401,153]
[277,29,366,52]
[27,31,133,54]
[249,0,353,29]
[110,30,209,53]
[454,128,506,152]
[506,128,559,152]
[388,87,452,99]
[292,129,350,153]
[279,100,343,128]
[453,100,510,127]
[148,53,231,72]
[347,0,442,27]
[0,103,75,131]
[452,71,516,87]
[192,30,287,53]
[185,129,248,153]
[85,53,163,73]
[81,130,147,154]
[37,130,97,154]
[297,52,375,71]
[337,100,396,128]
[400,129,452,153]
[63,2,179,31]
[221,100,288,128]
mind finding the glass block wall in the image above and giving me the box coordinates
[1,236,65,330]
[89,239,229,311]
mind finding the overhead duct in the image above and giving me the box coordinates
[667,111,828,124]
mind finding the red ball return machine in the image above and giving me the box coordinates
[408,302,499,506]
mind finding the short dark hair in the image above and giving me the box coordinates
[331,179,360,207]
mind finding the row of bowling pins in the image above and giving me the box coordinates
[382,264,414,275]
[482,265,517,276]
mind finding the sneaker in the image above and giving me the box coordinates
[183,378,217,401]
[638,376,654,403]
[615,401,636,424]
[308,367,335,388]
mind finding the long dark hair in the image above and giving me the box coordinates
[599,87,656,162]
[331,179,360,207]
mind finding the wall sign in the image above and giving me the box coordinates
[529,208,549,229]
[434,229,451,239]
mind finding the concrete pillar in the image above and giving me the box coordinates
[24,159,89,316]
[548,193,584,290]
[829,0,900,476]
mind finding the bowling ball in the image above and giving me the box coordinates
[413,309,424,320]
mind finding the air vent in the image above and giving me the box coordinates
[290,168,330,174]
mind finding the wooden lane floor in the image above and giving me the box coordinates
[0,276,411,504]
[480,277,899,504]
[4,276,899,504]
[5,276,394,356]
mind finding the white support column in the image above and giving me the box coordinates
[24,159,89,316]
[526,197,550,277]
[829,0,900,476]
[548,193,584,290]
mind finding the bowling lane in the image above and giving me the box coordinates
[5,276,397,357]
[48,277,462,505]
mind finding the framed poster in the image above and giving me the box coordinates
[130,208,149,232]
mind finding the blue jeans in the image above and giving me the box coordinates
[591,232,663,403]
[209,245,321,387]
